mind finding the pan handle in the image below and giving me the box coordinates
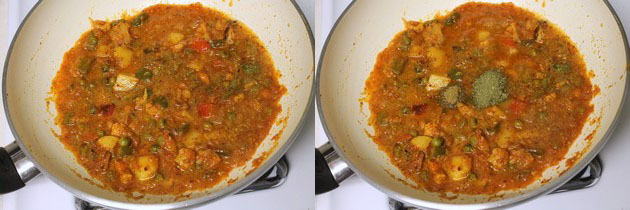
[0,141,41,193]
[315,142,354,195]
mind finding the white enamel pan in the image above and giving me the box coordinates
[1,0,313,209]
[316,0,629,209]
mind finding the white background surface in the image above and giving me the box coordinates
[0,0,314,209]
[315,0,630,209]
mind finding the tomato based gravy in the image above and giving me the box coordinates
[52,3,285,195]
[365,3,594,194]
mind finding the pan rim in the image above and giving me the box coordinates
[2,0,315,209]
[315,0,630,209]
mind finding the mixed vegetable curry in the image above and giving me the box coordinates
[52,4,285,195]
[365,3,594,194]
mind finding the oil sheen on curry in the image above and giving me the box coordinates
[51,4,285,195]
[365,3,594,194]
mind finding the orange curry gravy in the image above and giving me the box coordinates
[365,3,594,194]
[52,4,285,195]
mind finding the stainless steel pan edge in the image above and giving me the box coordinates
[315,0,630,209]
[2,1,315,209]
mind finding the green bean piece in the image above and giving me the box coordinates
[445,12,461,26]
[242,64,260,75]
[469,136,477,146]
[84,32,98,51]
[390,57,407,75]
[398,32,411,51]
[433,146,446,157]
[158,119,167,129]
[409,130,418,137]
[131,13,148,27]
[448,68,463,80]
[96,130,105,137]
[77,57,95,75]
[157,136,165,146]
[552,63,571,73]
[118,146,132,157]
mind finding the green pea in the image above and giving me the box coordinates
[102,64,110,73]
[150,144,159,153]
[154,173,164,180]
[402,107,410,115]
[448,68,464,80]
[464,144,473,153]
[420,170,430,181]
[152,95,169,108]
[119,137,130,147]
[96,130,105,137]
[135,68,153,80]
[203,122,212,130]
[432,137,444,147]
[88,106,97,114]
[227,111,236,120]
[409,130,418,137]
[142,134,153,142]
[158,119,167,129]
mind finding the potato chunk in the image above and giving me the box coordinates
[130,155,159,181]
[477,30,490,41]
[427,47,446,68]
[110,22,131,45]
[423,122,442,137]
[488,148,508,170]
[112,160,133,184]
[113,74,138,91]
[167,32,185,45]
[496,126,514,148]
[175,148,196,170]
[410,136,432,151]
[444,155,472,181]
[183,130,203,149]
[196,149,221,170]
[509,149,534,169]
[426,74,451,91]
[110,122,128,136]
[113,46,133,68]
[97,136,119,151]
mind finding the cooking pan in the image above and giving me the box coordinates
[316,0,628,209]
[0,0,313,209]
